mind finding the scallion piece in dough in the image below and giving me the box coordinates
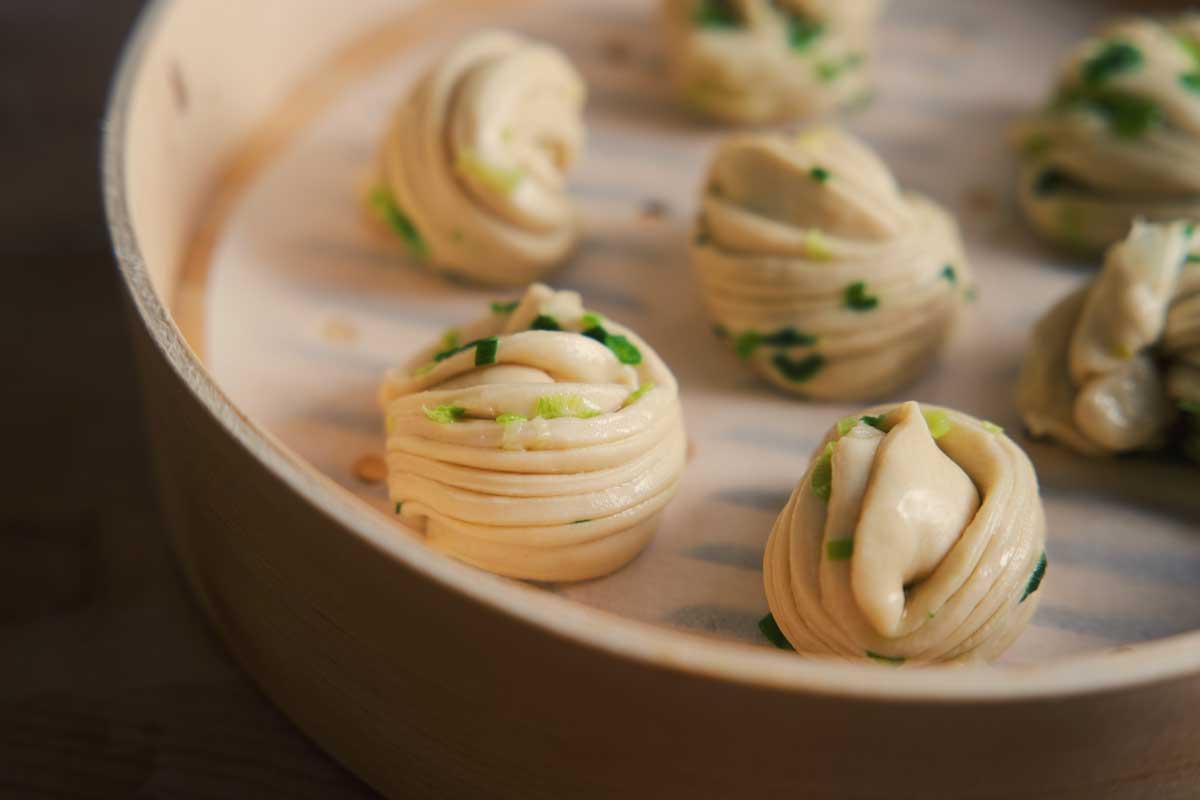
[804,230,833,261]
[810,166,831,183]
[844,281,879,312]
[826,538,854,561]
[394,501,404,514]
[810,442,835,501]
[866,651,905,666]
[424,404,466,424]
[923,409,952,439]
[367,184,429,260]
[623,382,657,407]
[534,394,602,420]
[455,147,524,194]
[491,300,519,314]
[1020,553,1048,603]
[941,264,958,284]
[761,327,818,348]
[758,613,794,651]
[1082,41,1142,85]
[982,420,1004,434]
[583,323,644,365]
[1180,73,1200,94]
[837,416,859,436]
[474,336,499,366]
[785,13,824,52]
[816,53,864,83]
[582,311,604,328]
[773,352,825,382]
[1056,86,1161,139]
[531,314,562,331]
[734,331,762,358]
[693,0,740,28]
[496,413,526,425]
[860,414,888,431]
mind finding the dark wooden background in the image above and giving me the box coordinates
[0,2,372,796]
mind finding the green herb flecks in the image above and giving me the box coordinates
[434,336,496,363]
[866,650,906,666]
[693,0,740,28]
[1180,33,1200,65]
[844,281,879,312]
[734,331,762,359]
[455,147,523,194]
[826,538,854,561]
[491,300,519,314]
[531,314,562,331]
[581,311,605,329]
[941,264,958,284]
[424,404,466,424]
[474,337,499,366]
[785,12,824,52]
[583,323,643,365]
[1181,72,1200,94]
[837,416,859,436]
[923,409,952,439]
[623,382,656,407]
[773,352,826,383]
[368,185,429,261]
[810,442,835,501]
[534,394,602,420]
[758,613,794,651]
[1056,86,1161,139]
[1082,41,1142,85]
[1020,553,1048,603]
[394,501,404,514]
[810,166,831,183]
[861,414,888,432]
[816,52,864,83]
[763,327,818,348]
[496,413,526,425]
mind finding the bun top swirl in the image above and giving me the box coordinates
[374,31,586,285]
[661,0,882,123]
[1015,15,1200,253]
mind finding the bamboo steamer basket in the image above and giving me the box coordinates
[103,1,1200,797]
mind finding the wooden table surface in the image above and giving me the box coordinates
[0,2,373,796]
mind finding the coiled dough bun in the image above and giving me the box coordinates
[692,128,971,400]
[1014,15,1200,254]
[1017,219,1200,461]
[372,31,586,286]
[379,284,687,582]
[763,402,1048,665]
[661,0,882,123]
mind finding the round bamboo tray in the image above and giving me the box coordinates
[104,1,1200,796]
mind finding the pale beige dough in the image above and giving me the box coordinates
[661,0,882,123]
[374,31,585,285]
[380,284,686,582]
[1017,220,1200,460]
[1014,15,1200,254]
[763,402,1048,665]
[691,128,972,400]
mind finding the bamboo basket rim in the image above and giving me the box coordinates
[102,0,1200,705]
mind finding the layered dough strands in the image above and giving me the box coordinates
[763,402,1047,665]
[379,285,686,582]
[372,31,585,285]
[661,0,882,123]
[1015,16,1200,253]
[693,129,971,400]
[1018,220,1200,461]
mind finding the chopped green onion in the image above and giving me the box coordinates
[531,315,561,331]
[866,651,905,666]
[491,300,519,314]
[940,264,958,284]
[423,404,466,424]
[439,328,460,351]
[367,185,429,260]
[773,352,826,383]
[623,382,656,407]
[496,413,526,425]
[534,394,602,420]
[785,13,824,52]
[816,53,864,83]
[583,323,642,365]
[394,501,404,514]
[474,336,499,366]
[804,230,833,261]
[1180,73,1200,94]
[1187,254,1200,264]
[412,361,438,377]
[1056,86,1161,139]
[455,147,523,194]
[826,538,854,561]
[581,311,605,328]
[1020,553,1048,603]
[810,442,835,501]
[734,331,762,358]
[844,281,879,312]
[836,416,859,436]
[1082,41,1142,85]
[761,327,818,348]
[434,336,493,363]
[923,409,952,439]
[982,420,1004,434]
[860,414,888,432]
[927,610,937,620]
[758,613,794,651]
[810,166,831,183]
[693,0,740,28]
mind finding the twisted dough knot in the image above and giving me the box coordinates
[374,31,585,285]
[763,402,1047,665]
[1015,15,1200,254]
[379,284,686,582]
[661,0,882,123]
[1018,220,1200,460]
[692,129,971,400]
